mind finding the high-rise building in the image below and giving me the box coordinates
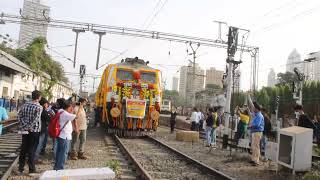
[172,77,179,91]
[267,68,276,87]
[179,66,188,98]
[205,67,223,88]
[179,63,205,104]
[18,0,50,48]
[286,49,302,73]
[305,51,320,81]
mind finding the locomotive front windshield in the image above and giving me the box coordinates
[117,69,133,81]
[141,72,156,84]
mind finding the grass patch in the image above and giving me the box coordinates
[301,161,320,180]
[106,160,121,176]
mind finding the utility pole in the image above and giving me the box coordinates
[213,20,227,43]
[72,28,85,68]
[222,26,239,148]
[93,31,106,70]
[250,48,259,92]
[79,65,86,93]
[92,76,97,93]
[189,42,200,107]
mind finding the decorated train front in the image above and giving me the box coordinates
[95,57,162,135]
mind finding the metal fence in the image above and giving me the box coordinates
[0,98,24,112]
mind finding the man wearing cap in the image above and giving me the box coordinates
[247,94,264,166]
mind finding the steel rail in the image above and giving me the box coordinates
[0,122,21,180]
[146,135,235,180]
[113,135,153,180]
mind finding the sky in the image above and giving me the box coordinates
[1,0,320,93]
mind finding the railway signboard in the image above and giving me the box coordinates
[126,99,146,118]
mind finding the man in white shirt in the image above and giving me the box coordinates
[54,100,78,170]
[196,110,202,131]
[190,108,198,131]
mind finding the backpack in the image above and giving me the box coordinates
[48,111,68,138]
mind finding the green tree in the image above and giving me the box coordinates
[256,88,270,110]
[276,71,298,86]
[206,84,221,90]
[162,90,184,107]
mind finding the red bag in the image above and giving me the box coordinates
[48,111,68,138]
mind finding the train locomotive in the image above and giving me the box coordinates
[95,57,162,136]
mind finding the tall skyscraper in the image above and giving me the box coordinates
[205,67,223,88]
[305,51,320,81]
[172,77,179,91]
[18,0,50,48]
[267,68,276,87]
[179,63,205,103]
[179,66,188,98]
[286,49,302,73]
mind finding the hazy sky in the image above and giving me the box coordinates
[1,0,320,93]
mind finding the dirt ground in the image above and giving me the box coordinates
[152,126,301,180]
[8,126,112,180]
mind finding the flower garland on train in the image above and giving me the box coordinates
[110,71,160,131]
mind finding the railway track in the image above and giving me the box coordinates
[115,135,234,180]
[105,135,140,180]
[0,121,20,180]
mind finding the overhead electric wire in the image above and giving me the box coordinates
[252,3,320,35]
[47,45,73,62]
[243,0,300,28]
[111,0,169,62]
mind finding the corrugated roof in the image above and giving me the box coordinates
[0,49,50,79]
[0,50,32,73]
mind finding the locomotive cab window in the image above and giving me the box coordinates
[141,72,156,84]
[117,69,133,81]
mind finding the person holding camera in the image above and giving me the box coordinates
[70,98,89,160]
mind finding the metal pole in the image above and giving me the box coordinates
[299,82,303,105]
[93,31,106,70]
[213,21,227,42]
[72,29,85,68]
[223,62,233,148]
[73,32,79,68]
[80,77,83,93]
[92,77,96,93]
[193,51,196,107]
[189,43,200,107]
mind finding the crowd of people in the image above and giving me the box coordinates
[17,90,91,175]
[1,89,318,174]
[185,98,265,166]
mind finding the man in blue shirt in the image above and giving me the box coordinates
[0,106,9,135]
[248,95,264,166]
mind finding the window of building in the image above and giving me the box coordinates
[2,87,9,98]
